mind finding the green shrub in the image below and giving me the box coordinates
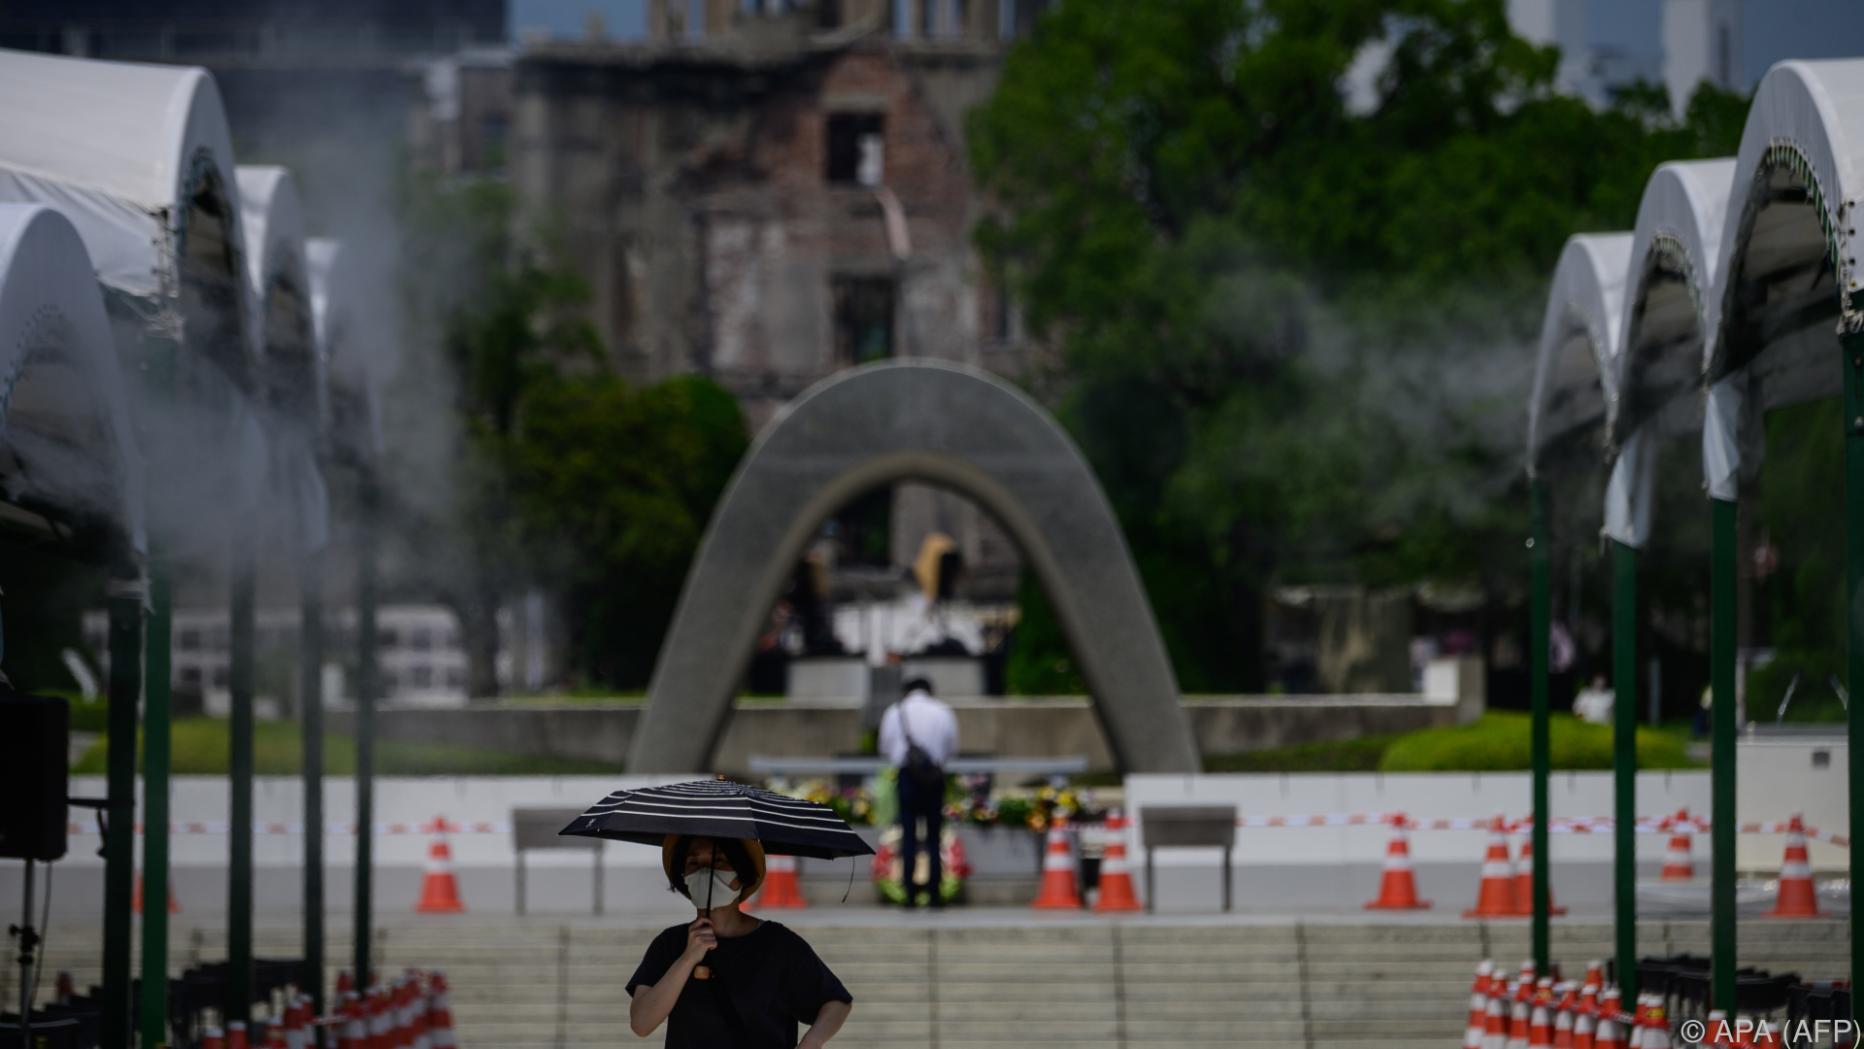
[1377,712,1696,772]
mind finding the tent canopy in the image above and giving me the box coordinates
[237,165,321,428]
[1526,232,1633,477]
[1702,58,1864,499]
[0,47,258,387]
[0,204,144,555]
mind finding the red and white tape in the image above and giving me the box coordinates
[1190,812,1849,847]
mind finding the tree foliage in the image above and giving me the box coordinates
[969,0,1746,691]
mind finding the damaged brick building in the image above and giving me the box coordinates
[509,0,1050,606]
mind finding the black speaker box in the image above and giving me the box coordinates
[0,687,69,861]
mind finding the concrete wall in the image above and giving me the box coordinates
[335,692,1471,774]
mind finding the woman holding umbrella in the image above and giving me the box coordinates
[561,780,870,1047]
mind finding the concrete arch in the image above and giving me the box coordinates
[629,359,1201,774]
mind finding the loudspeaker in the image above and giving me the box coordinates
[0,687,69,861]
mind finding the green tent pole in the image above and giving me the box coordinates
[137,562,173,1047]
[1610,538,1638,999]
[1710,497,1738,1012]
[229,543,257,1024]
[1843,325,1864,996]
[1530,480,1551,972]
[302,546,327,1016]
[102,574,145,1049]
[353,471,380,989]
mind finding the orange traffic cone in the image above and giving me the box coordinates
[1528,977,1554,1048]
[228,1021,250,1049]
[1592,989,1624,1049]
[1465,816,1520,918]
[1572,984,1598,1049]
[266,1016,289,1049]
[1464,959,1494,1048]
[1093,811,1143,912]
[427,971,456,1049]
[132,872,180,914]
[1552,981,1576,1048]
[1031,817,1082,909]
[203,1027,227,1049]
[1506,979,1531,1049]
[1766,815,1819,917]
[340,992,367,1049]
[755,853,807,909]
[1513,833,1567,916]
[1661,810,1696,880]
[1365,814,1431,909]
[416,817,467,914]
[1484,984,1509,1049]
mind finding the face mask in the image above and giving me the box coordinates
[684,867,740,908]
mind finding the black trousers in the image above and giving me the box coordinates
[896,771,944,898]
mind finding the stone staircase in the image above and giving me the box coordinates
[5,918,1848,1048]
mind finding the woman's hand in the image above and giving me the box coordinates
[682,917,717,963]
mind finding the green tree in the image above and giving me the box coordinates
[971,0,1745,691]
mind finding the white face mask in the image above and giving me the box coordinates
[684,867,740,908]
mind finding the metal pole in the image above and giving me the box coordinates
[1530,480,1551,973]
[102,575,144,1049]
[1610,538,1638,1000]
[137,563,173,1047]
[1710,497,1738,1012]
[353,472,380,989]
[301,547,327,1016]
[1843,325,1864,997]
[228,542,256,1024]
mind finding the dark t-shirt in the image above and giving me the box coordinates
[625,919,852,1048]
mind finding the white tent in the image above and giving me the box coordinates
[239,165,328,551]
[0,203,144,553]
[1702,58,1864,499]
[1600,158,1736,547]
[0,48,267,543]
[1526,232,1633,479]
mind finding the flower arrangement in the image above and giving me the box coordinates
[765,775,1098,831]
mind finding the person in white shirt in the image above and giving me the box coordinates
[1572,674,1614,725]
[878,678,958,908]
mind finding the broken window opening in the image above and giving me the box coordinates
[832,275,896,366]
[825,111,884,186]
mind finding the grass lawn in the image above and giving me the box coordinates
[1197,711,1699,775]
[73,718,616,776]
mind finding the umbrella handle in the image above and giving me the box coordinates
[694,874,716,980]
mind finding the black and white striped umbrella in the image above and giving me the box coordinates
[558,779,875,860]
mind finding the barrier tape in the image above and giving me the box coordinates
[1203,812,1848,847]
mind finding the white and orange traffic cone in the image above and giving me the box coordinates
[752,853,807,910]
[1093,811,1143,912]
[340,992,367,1049]
[1031,817,1082,909]
[1661,810,1696,880]
[1506,978,1531,1049]
[1767,815,1819,917]
[427,972,457,1049]
[1552,981,1576,1048]
[1365,814,1431,910]
[1484,983,1509,1049]
[1528,976,1554,1049]
[1572,983,1598,1049]
[1592,988,1624,1049]
[1466,960,1495,1049]
[266,1016,289,1049]
[1466,817,1520,918]
[132,872,180,914]
[228,1021,251,1049]
[416,817,467,914]
[203,1027,227,1049]
[1513,833,1567,916]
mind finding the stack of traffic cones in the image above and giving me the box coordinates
[1767,815,1819,917]
[1513,834,1567,916]
[1465,960,1495,1049]
[417,817,468,913]
[1661,810,1696,880]
[1032,817,1082,909]
[340,992,367,1049]
[1465,817,1520,918]
[753,853,807,910]
[428,972,457,1049]
[1093,810,1143,912]
[1365,814,1431,910]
